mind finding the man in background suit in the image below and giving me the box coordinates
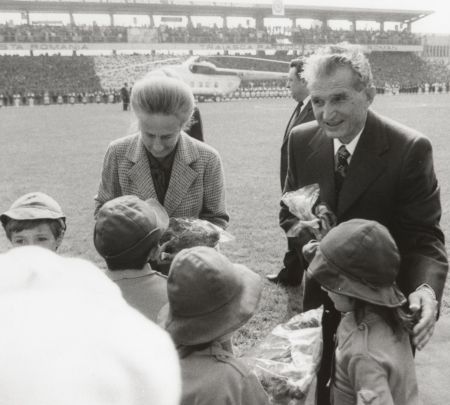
[280,45,447,405]
[267,58,316,286]
[120,83,130,111]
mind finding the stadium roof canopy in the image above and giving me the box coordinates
[0,0,433,25]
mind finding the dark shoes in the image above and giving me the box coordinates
[266,269,301,287]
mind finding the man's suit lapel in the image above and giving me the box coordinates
[337,111,389,216]
[126,135,157,199]
[282,101,314,147]
[296,101,313,127]
[283,105,300,142]
[164,133,199,215]
[306,130,337,212]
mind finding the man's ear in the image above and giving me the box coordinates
[148,245,161,262]
[55,231,65,250]
[366,86,376,105]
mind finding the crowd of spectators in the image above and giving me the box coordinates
[0,54,102,97]
[1,52,449,106]
[0,22,421,46]
[157,24,270,44]
[0,23,127,43]
[368,52,450,90]
[291,26,420,45]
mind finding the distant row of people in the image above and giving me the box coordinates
[0,22,422,45]
[0,23,126,43]
[3,80,449,108]
[2,53,449,101]
[0,90,124,107]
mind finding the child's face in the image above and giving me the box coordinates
[324,289,354,313]
[10,223,62,252]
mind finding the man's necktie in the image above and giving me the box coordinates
[335,145,350,194]
[287,102,304,135]
[294,101,303,120]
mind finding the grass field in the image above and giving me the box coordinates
[1,93,450,354]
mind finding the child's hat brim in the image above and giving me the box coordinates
[308,248,407,308]
[1,192,65,227]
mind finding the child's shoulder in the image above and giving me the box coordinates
[185,343,252,379]
[340,312,410,359]
[212,347,251,378]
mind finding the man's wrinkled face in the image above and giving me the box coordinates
[309,66,374,144]
[286,67,308,103]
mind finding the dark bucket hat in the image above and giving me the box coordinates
[160,246,262,345]
[308,218,406,308]
[94,196,169,270]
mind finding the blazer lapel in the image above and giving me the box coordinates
[283,104,300,143]
[306,129,337,212]
[296,100,313,126]
[164,133,199,216]
[282,101,314,148]
[337,111,389,216]
[126,135,157,200]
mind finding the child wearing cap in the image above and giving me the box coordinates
[1,192,66,252]
[94,195,170,322]
[307,218,419,405]
[160,246,271,405]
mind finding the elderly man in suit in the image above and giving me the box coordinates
[267,57,316,286]
[280,45,448,405]
[95,75,228,230]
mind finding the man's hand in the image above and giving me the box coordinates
[302,240,319,264]
[408,287,438,350]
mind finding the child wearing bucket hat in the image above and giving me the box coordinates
[159,246,271,405]
[1,192,66,252]
[94,195,170,322]
[0,246,181,405]
[307,219,419,405]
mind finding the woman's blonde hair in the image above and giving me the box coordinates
[131,76,195,129]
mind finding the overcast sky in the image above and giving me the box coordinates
[0,0,449,34]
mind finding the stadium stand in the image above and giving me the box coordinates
[0,24,127,43]
[290,27,420,45]
[0,54,102,105]
[368,52,450,91]
[0,23,422,46]
[1,52,449,106]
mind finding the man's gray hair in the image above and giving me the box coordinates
[303,44,374,90]
[131,75,194,126]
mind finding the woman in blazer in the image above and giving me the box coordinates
[95,75,229,230]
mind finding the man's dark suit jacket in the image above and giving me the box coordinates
[186,107,204,142]
[280,109,448,307]
[280,100,315,190]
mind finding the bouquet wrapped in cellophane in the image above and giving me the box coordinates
[158,217,233,262]
[244,307,323,405]
[281,183,336,241]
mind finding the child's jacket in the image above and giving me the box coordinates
[179,341,270,405]
[331,310,419,405]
